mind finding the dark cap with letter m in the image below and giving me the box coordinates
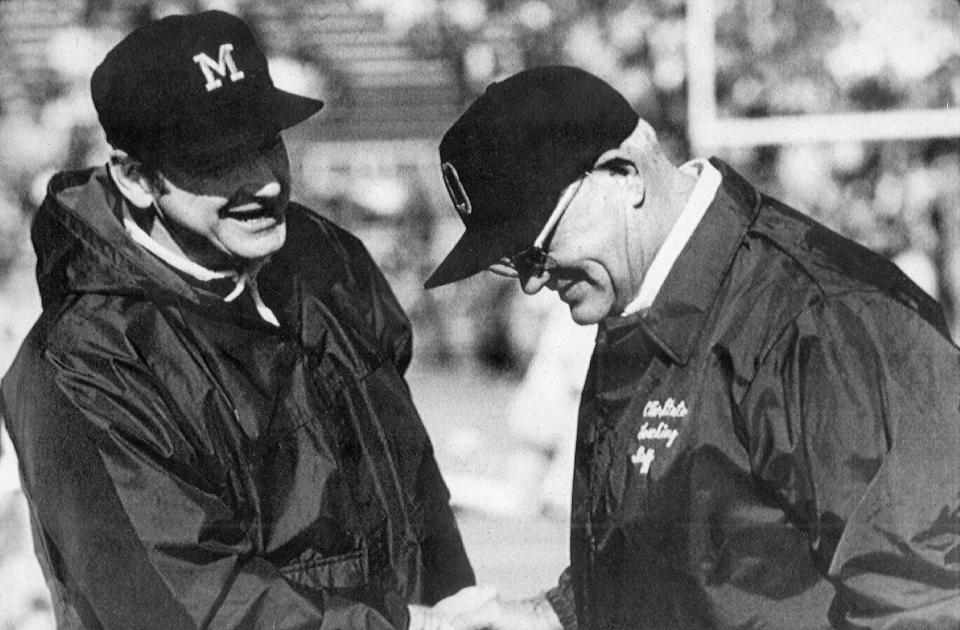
[425,65,638,289]
[91,10,323,170]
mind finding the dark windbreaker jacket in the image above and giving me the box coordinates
[548,160,960,630]
[0,167,475,629]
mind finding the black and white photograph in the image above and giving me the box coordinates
[0,1,958,628]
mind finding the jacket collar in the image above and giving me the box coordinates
[601,158,762,365]
[34,166,285,327]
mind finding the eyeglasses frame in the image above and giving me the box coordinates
[488,172,590,279]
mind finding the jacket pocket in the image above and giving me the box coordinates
[280,547,365,591]
[278,515,392,595]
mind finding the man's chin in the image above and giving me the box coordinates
[224,225,287,262]
[566,285,621,325]
[567,301,607,326]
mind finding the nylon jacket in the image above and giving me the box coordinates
[0,167,475,630]
[549,159,960,630]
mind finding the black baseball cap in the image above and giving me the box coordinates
[424,65,638,289]
[91,10,323,169]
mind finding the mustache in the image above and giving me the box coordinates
[218,190,286,218]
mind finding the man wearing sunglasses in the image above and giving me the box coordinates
[425,66,960,629]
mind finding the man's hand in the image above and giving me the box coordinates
[449,593,563,630]
[408,585,500,630]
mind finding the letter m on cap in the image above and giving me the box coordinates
[192,43,245,92]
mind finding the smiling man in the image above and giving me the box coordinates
[0,11,476,629]
[425,66,960,629]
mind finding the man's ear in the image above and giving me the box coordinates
[107,151,159,209]
[593,148,645,208]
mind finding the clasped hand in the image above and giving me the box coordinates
[408,585,561,630]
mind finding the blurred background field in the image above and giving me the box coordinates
[1,0,958,628]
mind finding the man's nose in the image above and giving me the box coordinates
[520,271,549,295]
[253,180,281,199]
[235,155,282,199]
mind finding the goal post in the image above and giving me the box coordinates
[685,0,960,155]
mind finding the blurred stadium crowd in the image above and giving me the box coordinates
[0,1,957,628]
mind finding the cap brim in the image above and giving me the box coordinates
[263,87,324,131]
[171,87,323,167]
[424,213,543,289]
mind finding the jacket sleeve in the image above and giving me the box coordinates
[747,294,960,628]
[413,439,476,604]
[4,339,401,630]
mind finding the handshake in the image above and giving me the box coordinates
[407,585,562,630]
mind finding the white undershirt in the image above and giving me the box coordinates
[122,218,280,327]
[621,159,722,316]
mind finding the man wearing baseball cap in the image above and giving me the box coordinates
[426,66,960,629]
[0,11,478,629]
